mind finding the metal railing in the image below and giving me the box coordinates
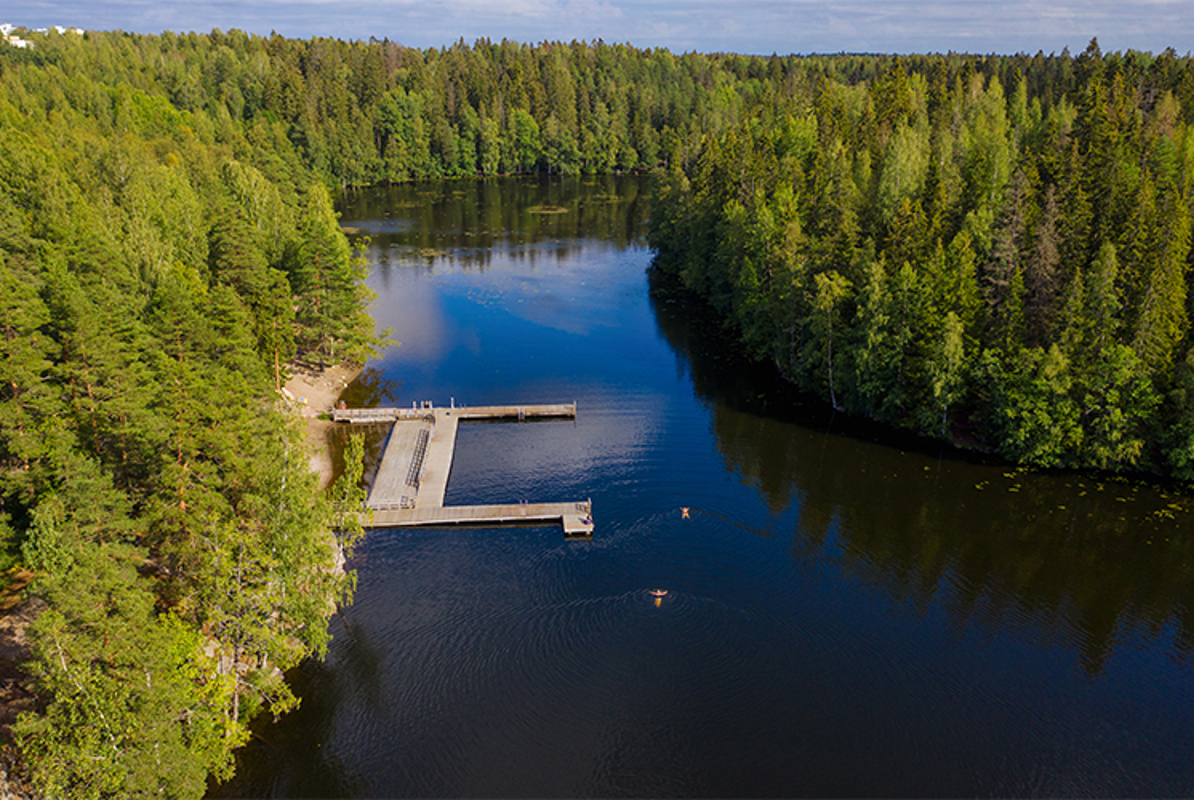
[333,407,437,423]
[405,429,429,489]
[368,496,416,511]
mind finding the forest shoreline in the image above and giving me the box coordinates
[0,362,362,797]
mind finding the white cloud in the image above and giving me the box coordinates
[562,0,625,20]
[4,0,1190,53]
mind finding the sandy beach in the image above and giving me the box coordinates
[284,363,363,489]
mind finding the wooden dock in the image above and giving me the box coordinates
[368,501,594,537]
[344,401,592,537]
[333,402,576,424]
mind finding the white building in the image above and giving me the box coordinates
[1,22,83,48]
[2,22,30,46]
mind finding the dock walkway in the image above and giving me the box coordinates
[344,401,592,537]
[369,501,594,537]
[333,403,575,424]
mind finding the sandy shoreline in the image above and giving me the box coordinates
[283,363,363,489]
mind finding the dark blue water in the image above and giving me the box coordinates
[214,176,1194,798]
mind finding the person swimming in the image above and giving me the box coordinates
[680,507,690,519]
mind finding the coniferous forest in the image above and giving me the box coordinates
[1,25,1194,797]
[651,43,1194,478]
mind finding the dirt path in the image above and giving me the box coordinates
[283,363,363,489]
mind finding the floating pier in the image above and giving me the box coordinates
[370,501,594,537]
[339,401,592,537]
[333,402,576,424]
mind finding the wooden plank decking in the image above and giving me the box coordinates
[334,402,576,424]
[346,401,592,537]
[367,500,594,537]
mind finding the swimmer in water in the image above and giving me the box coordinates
[680,507,690,519]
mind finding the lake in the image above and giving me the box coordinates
[213,175,1194,797]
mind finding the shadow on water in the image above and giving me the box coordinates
[343,366,403,408]
[648,267,1194,676]
[207,656,352,798]
[209,616,388,799]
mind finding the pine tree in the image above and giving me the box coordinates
[1086,241,1122,352]
[257,268,297,392]
[1024,184,1061,346]
[1132,192,1190,376]
[985,170,1031,351]
[209,206,270,307]
[0,255,59,522]
[42,264,161,495]
[16,454,233,800]
[291,184,353,366]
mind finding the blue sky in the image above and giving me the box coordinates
[5,0,1192,55]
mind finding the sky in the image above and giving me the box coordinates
[4,0,1193,56]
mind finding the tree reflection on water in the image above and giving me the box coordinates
[649,268,1194,676]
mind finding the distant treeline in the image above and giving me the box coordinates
[649,40,1194,479]
[1,27,1017,185]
